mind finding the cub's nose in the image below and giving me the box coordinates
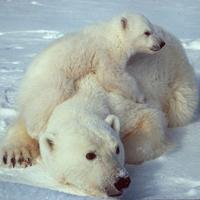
[159,41,165,48]
[114,176,131,191]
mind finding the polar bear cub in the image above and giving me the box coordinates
[18,13,165,135]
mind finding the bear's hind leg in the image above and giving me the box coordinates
[122,108,168,164]
[0,117,39,168]
[166,65,198,127]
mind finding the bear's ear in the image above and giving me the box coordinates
[105,115,120,132]
[121,17,128,30]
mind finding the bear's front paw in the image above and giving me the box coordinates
[0,142,39,168]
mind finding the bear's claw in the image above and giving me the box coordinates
[0,146,36,168]
[10,154,16,167]
[3,153,7,164]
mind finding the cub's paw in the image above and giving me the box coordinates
[0,142,39,168]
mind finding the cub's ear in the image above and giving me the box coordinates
[105,115,120,132]
[121,17,128,30]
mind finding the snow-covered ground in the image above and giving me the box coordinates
[0,0,200,199]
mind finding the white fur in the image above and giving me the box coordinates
[39,78,127,197]
[0,13,198,197]
[17,13,164,136]
[127,24,198,127]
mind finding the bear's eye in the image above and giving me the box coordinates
[86,152,96,160]
[116,146,120,155]
[144,31,151,36]
[46,138,54,151]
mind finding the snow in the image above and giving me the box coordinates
[0,0,200,199]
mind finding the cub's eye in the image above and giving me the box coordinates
[86,152,96,160]
[116,146,120,155]
[144,31,151,36]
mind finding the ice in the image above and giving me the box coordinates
[0,0,200,199]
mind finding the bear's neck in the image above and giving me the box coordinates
[68,75,111,120]
[105,31,130,63]
[89,23,131,66]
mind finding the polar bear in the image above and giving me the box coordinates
[17,13,165,136]
[38,77,130,197]
[1,75,131,197]
[117,25,198,163]
[127,24,198,128]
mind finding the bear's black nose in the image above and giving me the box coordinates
[114,176,131,191]
[160,41,165,48]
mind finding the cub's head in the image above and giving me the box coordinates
[39,115,130,197]
[114,13,165,55]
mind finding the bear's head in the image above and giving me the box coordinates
[39,114,130,197]
[114,13,165,56]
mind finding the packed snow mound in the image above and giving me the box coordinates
[182,39,200,50]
